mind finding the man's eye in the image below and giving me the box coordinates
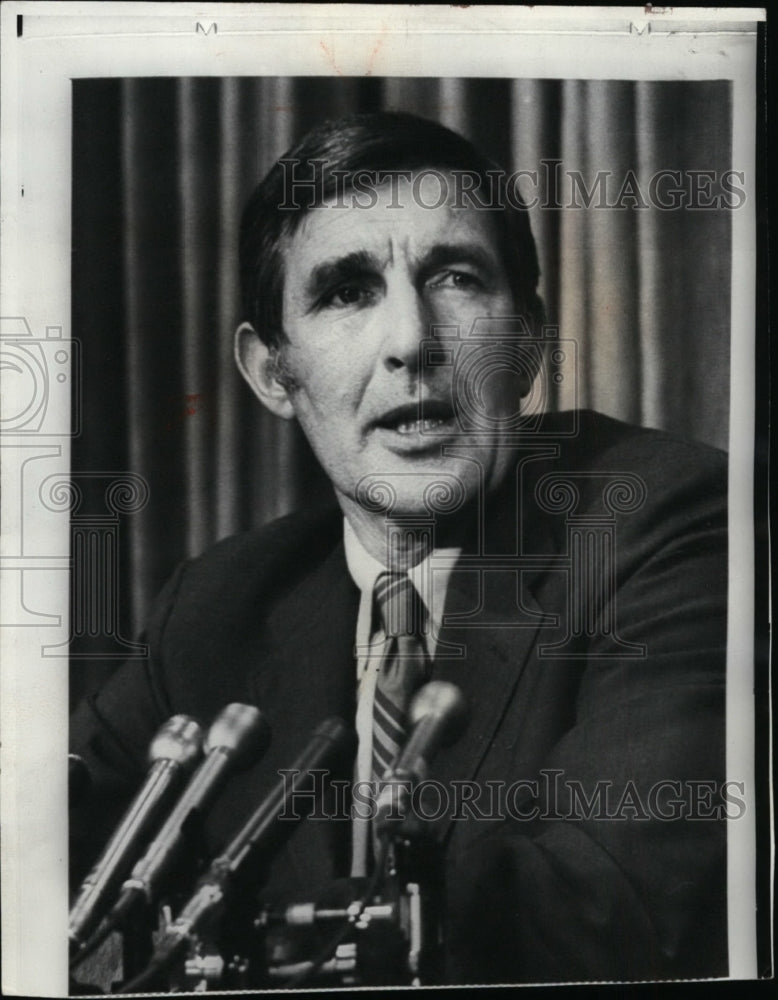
[429,270,484,292]
[321,284,374,308]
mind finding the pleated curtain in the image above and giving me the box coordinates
[71,77,731,702]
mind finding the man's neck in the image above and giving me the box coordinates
[338,492,476,569]
[339,505,428,570]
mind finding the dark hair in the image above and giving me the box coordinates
[239,111,543,349]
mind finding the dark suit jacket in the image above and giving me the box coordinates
[70,411,728,984]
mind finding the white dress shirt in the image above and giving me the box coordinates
[343,518,460,876]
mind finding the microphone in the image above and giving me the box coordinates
[135,717,354,981]
[68,716,203,954]
[375,681,469,833]
[218,716,354,873]
[104,703,270,933]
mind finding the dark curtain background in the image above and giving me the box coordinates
[70,77,731,705]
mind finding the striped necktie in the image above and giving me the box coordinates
[371,571,430,783]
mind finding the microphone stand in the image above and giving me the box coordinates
[120,898,158,987]
[261,679,468,989]
[282,836,392,989]
[269,811,445,988]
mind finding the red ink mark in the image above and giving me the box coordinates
[364,29,386,77]
[184,393,203,415]
[320,40,343,76]
[164,392,213,432]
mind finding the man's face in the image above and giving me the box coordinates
[275,174,529,528]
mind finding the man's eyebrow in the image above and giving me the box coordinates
[304,250,379,302]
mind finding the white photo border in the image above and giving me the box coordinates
[0,4,765,995]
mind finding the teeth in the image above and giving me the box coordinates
[394,418,448,434]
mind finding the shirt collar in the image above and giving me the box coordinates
[343,517,460,634]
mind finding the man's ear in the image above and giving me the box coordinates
[234,322,296,420]
[518,317,546,398]
[518,358,539,399]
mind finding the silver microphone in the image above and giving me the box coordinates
[69,715,203,953]
[107,703,270,928]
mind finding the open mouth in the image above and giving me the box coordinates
[372,400,456,436]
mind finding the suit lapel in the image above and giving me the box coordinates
[429,566,545,841]
[244,540,360,891]
[246,536,358,709]
[428,472,559,842]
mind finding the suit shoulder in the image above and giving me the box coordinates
[551,410,727,484]
[183,504,342,583]
[158,505,343,632]
[133,504,346,711]
[520,411,727,545]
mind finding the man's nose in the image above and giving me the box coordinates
[379,281,430,373]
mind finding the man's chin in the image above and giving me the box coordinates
[350,461,480,522]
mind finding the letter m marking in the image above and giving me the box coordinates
[567,780,610,819]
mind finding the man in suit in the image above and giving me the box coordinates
[70,112,728,985]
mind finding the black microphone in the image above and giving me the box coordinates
[136,717,354,981]
[68,716,203,955]
[104,703,270,933]
[375,681,469,833]
[219,716,353,873]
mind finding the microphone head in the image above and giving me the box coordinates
[375,684,467,834]
[313,716,355,747]
[408,681,469,747]
[206,703,271,765]
[312,717,357,768]
[148,715,204,768]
